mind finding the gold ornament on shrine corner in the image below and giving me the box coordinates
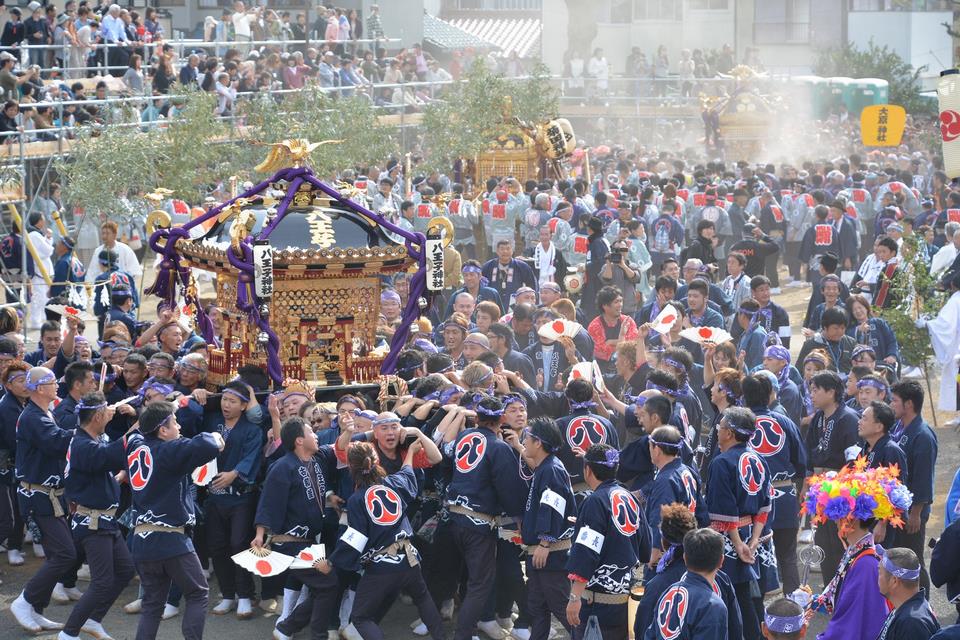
[145,209,172,240]
[425,216,455,248]
[254,139,344,174]
[229,208,258,253]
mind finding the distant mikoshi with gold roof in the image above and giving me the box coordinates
[145,140,432,389]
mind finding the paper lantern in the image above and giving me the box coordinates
[939,70,960,178]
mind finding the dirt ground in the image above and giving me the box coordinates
[1,271,958,639]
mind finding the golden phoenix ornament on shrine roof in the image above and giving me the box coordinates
[254,139,344,173]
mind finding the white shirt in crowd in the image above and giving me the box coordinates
[85,241,143,283]
[931,242,959,277]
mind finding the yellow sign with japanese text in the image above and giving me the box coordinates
[861,104,906,147]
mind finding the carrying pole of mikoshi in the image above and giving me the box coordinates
[7,204,51,285]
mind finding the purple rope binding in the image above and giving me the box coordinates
[146,165,431,387]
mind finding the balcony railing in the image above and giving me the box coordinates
[849,0,953,11]
[444,0,542,11]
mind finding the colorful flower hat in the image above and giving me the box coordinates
[802,458,913,534]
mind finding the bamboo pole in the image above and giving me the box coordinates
[7,204,52,286]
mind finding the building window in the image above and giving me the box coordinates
[850,0,952,9]
[688,0,729,9]
[610,0,633,22]
[450,0,543,8]
[633,0,683,20]
[754,0,811,43]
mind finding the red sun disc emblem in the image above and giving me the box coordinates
[551,320,565,333]
[65,306,79,315]
[660,314,676,326]
[255,560,272,575]
[299,551,314,561]
[942,109,960,142]
[698,327,713,339]
[195,465,209,484]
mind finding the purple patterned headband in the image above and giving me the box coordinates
[803,353,829,368]
[74,400,108,415]
[764,613,805,634]
[764,344,790,363]
[649,437,682,451]
[590,448,620,467]
[25,371,56,391]
[852,344,876,360]
[372,412,401,427]
[502,394,526,409]
[462,265,482,274]
[381,290,402,305]
[141,381,174,398]
[646,381,679,398]
[439,385,465,404]
[857,378,888,393]
[476,403,504,418]
[462,337,490,351]
[569,399,596,411]
[877,545,921,580]
[662,357,686,372]
[222,388,250,403]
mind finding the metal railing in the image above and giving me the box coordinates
[8,36,402,77]
[0,77,457,145]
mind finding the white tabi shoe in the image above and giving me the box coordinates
[340,623,363,640]
[236,598,255,620]
[478,619,507,640]
[52,583,71,604]
[212,598,236,615]
[81,619,115,640]
[7,548,24,565]
[123,598,142,614]
[77,564,91,581]
[32,542,45,558]
[31,609,65,631]
[11,593,41,633]
[510,629,531,640]
[161,604,179,620]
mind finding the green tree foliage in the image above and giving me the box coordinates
[56,90,232,218]
[814,40,933,115]
[877,231,941,366]
[419,61,559,172]
[236,89,397,178]
[57,88,397,219]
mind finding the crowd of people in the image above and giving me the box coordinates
[3,112,960,640]
[0,1,499,140]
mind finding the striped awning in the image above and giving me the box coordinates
[446,17,541,58]
[423,13,496,52]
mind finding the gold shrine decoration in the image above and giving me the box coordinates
[425,216,454,248]
[254,139,344,174]
[305,211,336,248]
[145,209,172,237]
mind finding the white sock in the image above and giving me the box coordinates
[338,589,355,629]
[280,588,299,621]
[296,585,309,607]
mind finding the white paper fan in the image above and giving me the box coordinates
[289,544,326,569]
[650,304,679,335]
[537,318,582,341]
[678,326,733,345]
[231,548,294,577]
[191,459,217,487]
